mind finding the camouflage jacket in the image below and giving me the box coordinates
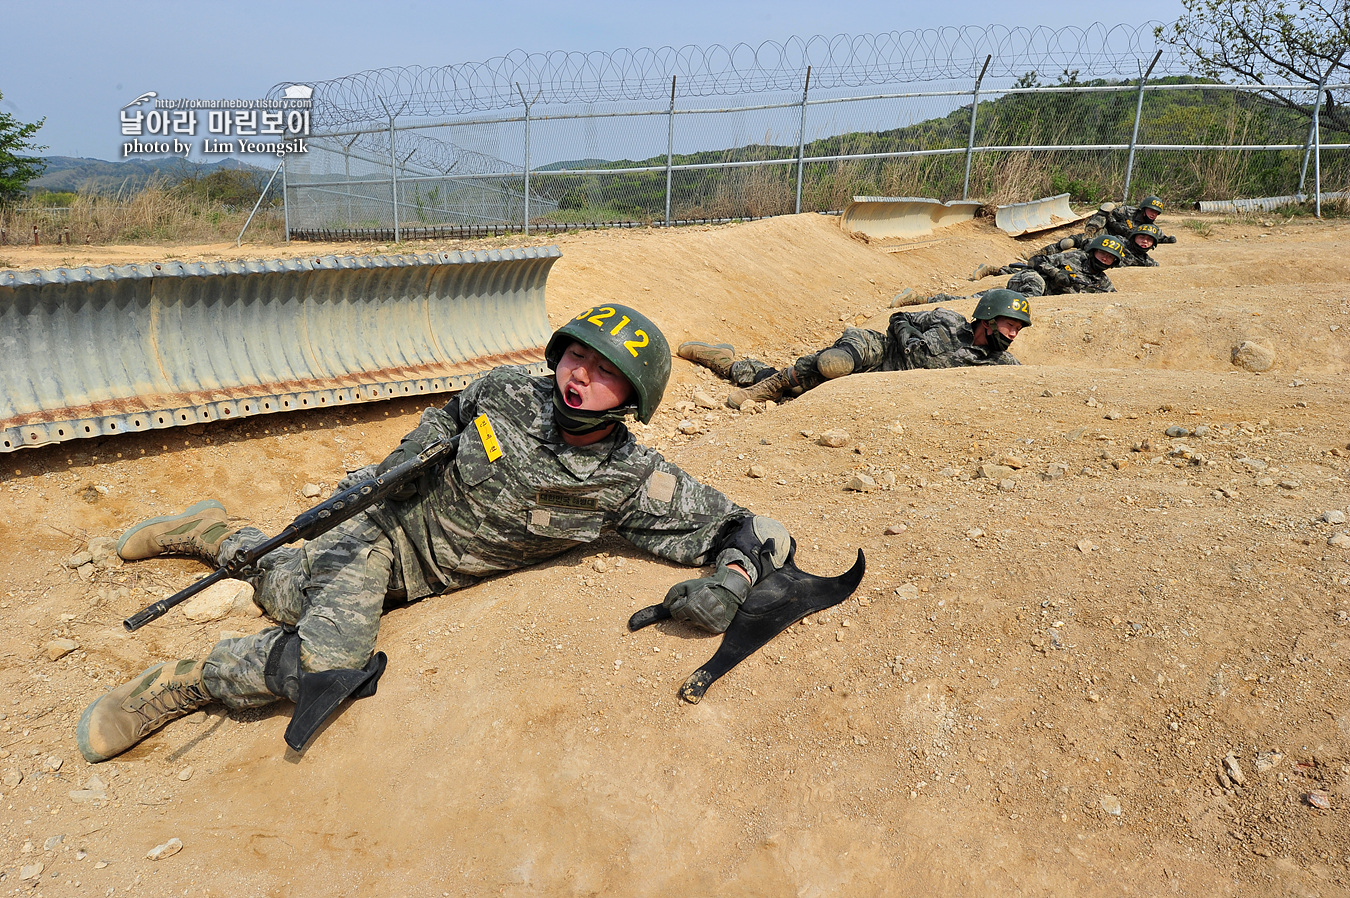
[876,308,1019,370]
[1034,232,1156,267]
[1085,205,1177,244]
[366,366,753,601]
[1028,249,1116,294]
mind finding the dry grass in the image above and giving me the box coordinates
[0,186,282,246]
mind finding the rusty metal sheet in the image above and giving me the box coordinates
[0,247,560,452]
[994,193,1089,237]
[840,196,983,240]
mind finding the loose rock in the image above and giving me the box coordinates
[1232,341,1276,372]
[19,863,43,881]
[2,769,23,788]
[747,465,767,479]
[883,523,908,535]
[894,583,919,600]
[178,766,194,782]
[591,559,608,573]
[692,390,718,410]
[182,579,256,623]
[1322,510,1347,525]
[1044,463,1068,480]
[147,837,184,861]
[978,464,1015,480]
[1100,795,1123,816]
[816,429,850,448]
[1307,790,1332,810]
[1223,753,1246,786]
[1077,539,1097,554]
[45,638,79,661]
[998,478,1016,492]
[1328,532,1350,549]
[1254,751,1284,773]
[301,483,322,498]
[844,473,876,492]
[1165,425,1190,437]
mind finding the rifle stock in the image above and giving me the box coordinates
[123,439,454,631]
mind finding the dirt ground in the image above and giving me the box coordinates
[1,210,1349,897]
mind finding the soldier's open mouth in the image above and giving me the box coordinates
[563,384,584,408]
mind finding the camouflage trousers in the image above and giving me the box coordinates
[925,271,1046,306]
[732,327,886,393]
[201,513,401,710]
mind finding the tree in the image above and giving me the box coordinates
[0,90,47,205]
[1158,1,1350,131]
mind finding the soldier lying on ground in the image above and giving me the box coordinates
[973,222,1162,277]
[678,288,1031,409]
[1083,195,1177,246]
[77,305,795,762]
[959,233,1124,298]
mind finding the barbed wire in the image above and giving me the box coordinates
[273,22,1181,130]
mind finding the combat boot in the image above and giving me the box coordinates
[969,263,1000,281]
[677,341,736,379]
[116,500,236,563]
[76,659,214,762]
[727,367,798,409]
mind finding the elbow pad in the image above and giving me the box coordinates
[718,515,791,584]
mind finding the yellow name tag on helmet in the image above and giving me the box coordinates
[474,414,503,462]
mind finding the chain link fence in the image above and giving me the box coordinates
[271,24,1349,240]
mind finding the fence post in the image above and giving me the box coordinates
[281,160,290,242]
[517,83,536,236]
[236,159,285,246]
[666,75,677,226]
[388,114,401,242]
[1299,51,1345,196]
[344,135,358,226]
[1122,50,1163,203]
[795,66,812,215]
[962,55,992,201]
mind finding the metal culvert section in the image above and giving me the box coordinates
[0,247,560,452]
[840,197,983,240]
[994,194,1089,237]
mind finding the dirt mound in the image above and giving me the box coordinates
[2,213,1349,897]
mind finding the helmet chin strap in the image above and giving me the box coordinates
[551,383,638,435]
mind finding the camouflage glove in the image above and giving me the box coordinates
[375,422,439,500]
[1159,234,1177,244]
[663,565,752,634]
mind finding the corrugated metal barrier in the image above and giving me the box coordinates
[0,247,560,452]
[840,197,983,240]
[994,193,1088,237]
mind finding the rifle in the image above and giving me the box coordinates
[123,439,455,631]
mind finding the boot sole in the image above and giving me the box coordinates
[116,499,226,560]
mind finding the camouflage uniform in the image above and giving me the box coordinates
[1032,233,1156,267]
[1084,204,1177,245]
[202,365,754,710]
[728,308,1018,395]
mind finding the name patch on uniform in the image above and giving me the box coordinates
[474,414,503,462]
[646,470,677,503]
[535,488,600,511]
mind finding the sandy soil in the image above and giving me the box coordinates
[2,211,1349,897]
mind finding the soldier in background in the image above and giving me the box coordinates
[77,305,795,762]
[1084,195,1177,246]
[678,289,1031,409]
[999,221,1163,269]
[967,233,1124,296]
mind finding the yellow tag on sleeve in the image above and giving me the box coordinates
[474,414,503,462]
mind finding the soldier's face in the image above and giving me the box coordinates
[1144,208,1159,221]
[1093,249,1118,267]
[1135,235,1156,251]
[555,341,635,412]
[992,316,1024,342]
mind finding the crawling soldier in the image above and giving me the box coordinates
[678,288,1030,408]
[965,232,1124,297]
[992,221,1163,269]
[77,305,792,762]
[1083,195,1177,245]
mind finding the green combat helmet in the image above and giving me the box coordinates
[545,303,671,423]
[1087,233,1125,266]
[1140,195,1165,216]
[972,288,1032,328]
[1131,222,1161,247]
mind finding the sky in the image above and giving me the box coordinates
[0,0,1188,162]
